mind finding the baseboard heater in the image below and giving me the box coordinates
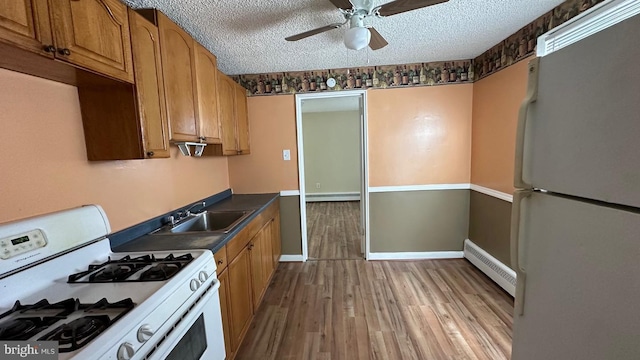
[305,192,360,202]
[464,239,516,297]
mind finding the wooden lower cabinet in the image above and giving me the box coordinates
[271,214,282,268]
[215,201,281,360]
[227,245,253,352]
[249,223,273,311]
[217,268,233,360]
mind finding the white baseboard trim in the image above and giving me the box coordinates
[464,239,516,296]
[306,192,360,202]
[470,184,513,202]
[280,190,300,197]
[279,255,304,262]
[368,251,464,260]
[369,184,470,193]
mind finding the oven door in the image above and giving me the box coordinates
[150,279,225,360]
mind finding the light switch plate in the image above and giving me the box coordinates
[283,149,291,161]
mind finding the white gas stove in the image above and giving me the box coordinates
[0,205,225,360]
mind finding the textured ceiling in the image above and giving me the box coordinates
[123,0,565,75]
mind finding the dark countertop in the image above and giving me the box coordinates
[113,193,279,254]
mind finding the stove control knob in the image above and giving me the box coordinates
[198,271,208,282]
[117,342,135,360]
[137,324,154,343]
[190,278,201,291]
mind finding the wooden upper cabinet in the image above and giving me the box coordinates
[49,0,133,83]
[235,83,250,154]
[0,0,54,56]
[211,71,251,156]
[194,42,221,144]
[77,9,170,161]
[217,71,238,155]
[156,11,199,142]
[129,9,169,158]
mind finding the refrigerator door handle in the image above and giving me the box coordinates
[511,189,533,316]
[514,58,540,189]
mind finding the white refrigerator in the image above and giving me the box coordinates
[511,12,640,360]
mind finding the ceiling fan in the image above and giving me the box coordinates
[285,0,449,51]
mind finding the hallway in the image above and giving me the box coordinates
[307,201,362,260]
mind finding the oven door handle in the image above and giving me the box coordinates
[209,278,220,292]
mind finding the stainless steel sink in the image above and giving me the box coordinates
[152,210,254,235]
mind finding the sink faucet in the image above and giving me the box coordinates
[165,215,176,227]
[184,201,206,217]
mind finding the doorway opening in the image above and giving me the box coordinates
[295,91,369,261]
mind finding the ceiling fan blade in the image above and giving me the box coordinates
[377,0,449,17]
[329,0,353,10]
[285,23,344,41]
[368,27,388,50]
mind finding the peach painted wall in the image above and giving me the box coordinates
[0,69,230,231]
[368,85,473,187]
[228,95,299,193]
[471,58,531,194]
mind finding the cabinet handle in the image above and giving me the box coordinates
[248,244,254,250]
[58,48,71,56]
[217,260,224,265]
[43,45,56,53]
[146,151,154,157]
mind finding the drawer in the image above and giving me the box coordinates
[214,245,228,273]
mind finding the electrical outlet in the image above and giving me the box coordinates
[283,149,291,161]
[316,183,321,189]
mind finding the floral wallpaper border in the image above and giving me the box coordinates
[232,60,473,96]
[472,0,606,81]
[232,0,605,96]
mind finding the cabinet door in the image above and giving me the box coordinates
[0,0,53,56]
[217,72,239,155]
[271,213,281,268]
[261,222,273,286]
[157,12,198,142]
[217,269,234,358]
[129,9,169,159]
[235,84,250,154]
[249,230,265,311]
[228,245,253,351]
[193,43,221,144]
[49,0,133,82]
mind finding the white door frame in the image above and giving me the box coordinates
[295,90,370,261]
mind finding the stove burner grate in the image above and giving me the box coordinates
[0,317,59,340]
[140,263,180,281]
[39,315,109,352]
[67,253,194,283]
[0,297,135,352]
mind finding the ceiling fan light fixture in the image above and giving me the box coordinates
[344,27,370,50]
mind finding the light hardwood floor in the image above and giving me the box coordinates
[307,201,362,260]
[235,259,514,360]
